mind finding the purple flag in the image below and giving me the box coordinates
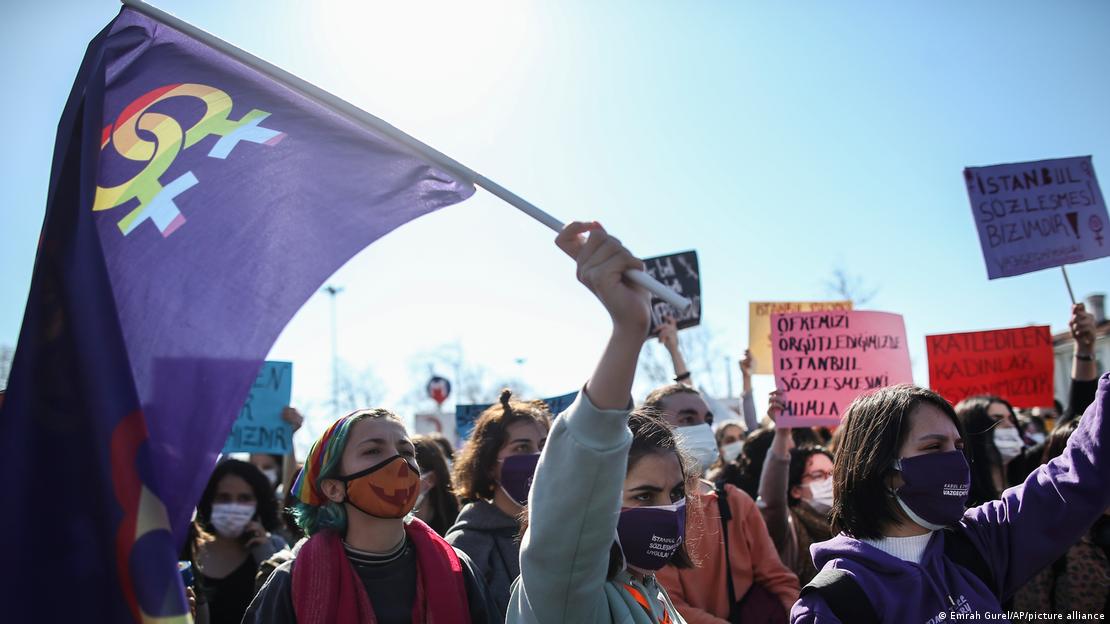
[0,7,473,622]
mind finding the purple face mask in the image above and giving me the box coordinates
[499,453,540,506]
[893,450,970,531]
[616,499,687,571]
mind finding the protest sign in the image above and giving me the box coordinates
[964,156,1109,279]
[926,325,1053,408]
[414,410,457,446]
[223,361,293,454]
[770,311,912,427]
[749,301,853,374]
[455,391,578,444]
[644,251,701,336]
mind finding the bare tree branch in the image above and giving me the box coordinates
[824,266,879,306]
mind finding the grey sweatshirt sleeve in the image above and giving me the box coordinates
[742,390,759,433]
[506,390,633,624]
[757,450,795,560]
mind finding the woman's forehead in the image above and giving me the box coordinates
[806,453,833,472]
[505,419,547,440]
[906,403,958,440]
[217,473,252,495]
[348,417,409,444]
[626,451,683,487]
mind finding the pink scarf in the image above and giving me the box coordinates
[291,518,471,624]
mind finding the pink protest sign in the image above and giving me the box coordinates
[770,310,913,427]
[963,156,1109,279]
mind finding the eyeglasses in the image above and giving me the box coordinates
[803,470,832,482]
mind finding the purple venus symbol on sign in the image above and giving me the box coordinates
[1090,215,1104,247]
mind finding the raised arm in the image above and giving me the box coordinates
[959,371,1110,600]
[508,222,651,623]
[658,315,693,387]
[757,392,795,553]
[1062,303,1099,424]
[740,350,759,432]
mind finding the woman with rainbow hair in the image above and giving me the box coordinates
[244,406,497,623]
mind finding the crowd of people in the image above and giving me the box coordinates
[180,223,1108,623]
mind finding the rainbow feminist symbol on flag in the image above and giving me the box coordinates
[94,83,285,237]
[1,6,474,622]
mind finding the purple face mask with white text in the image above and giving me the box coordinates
[893,450,970,531]
[616,499,687,571]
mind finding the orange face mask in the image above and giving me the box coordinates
[338,455,421,519]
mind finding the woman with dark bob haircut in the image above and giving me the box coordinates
[792,377,1110,623]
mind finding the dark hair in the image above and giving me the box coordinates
[425,432,455,463]
[643,384,712,425]
[831,385,966,539]
[728,427,776,499]
[413,434,460,536]
[787,446,834,506]
[281,467,305,544]
[1041,419,1080,464]
[954,395,1015,505]
[609,409,696,579]
[196,459,282,534]
[452,389,552,502]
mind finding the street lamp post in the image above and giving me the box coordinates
[322,284,344,414]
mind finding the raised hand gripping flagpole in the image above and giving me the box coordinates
[119,0,692,312]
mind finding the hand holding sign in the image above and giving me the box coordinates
[1070,303,1096,352]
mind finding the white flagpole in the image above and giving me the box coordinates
[117,0,693,312]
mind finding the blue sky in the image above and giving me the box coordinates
[4,1,1109,450]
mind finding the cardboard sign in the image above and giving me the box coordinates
[223,361,293,454]
[770,311,912,427]
[414,410,457,448]
[964,156,1110,279]
[643,251,701,336]
[455,391,578,444]
[926,326,1053,408]
[749,301,853,374]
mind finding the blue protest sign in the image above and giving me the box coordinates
[455,391,578,444]
[223,361,293,454]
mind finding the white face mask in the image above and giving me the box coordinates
[1028,432,1046,445]
[992,427,1024,463]
[806,477,834,514]
[209,502,256,539]
[720,440,744,463]
[674,424,719,476]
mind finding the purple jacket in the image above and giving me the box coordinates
[790,373,1110,624]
